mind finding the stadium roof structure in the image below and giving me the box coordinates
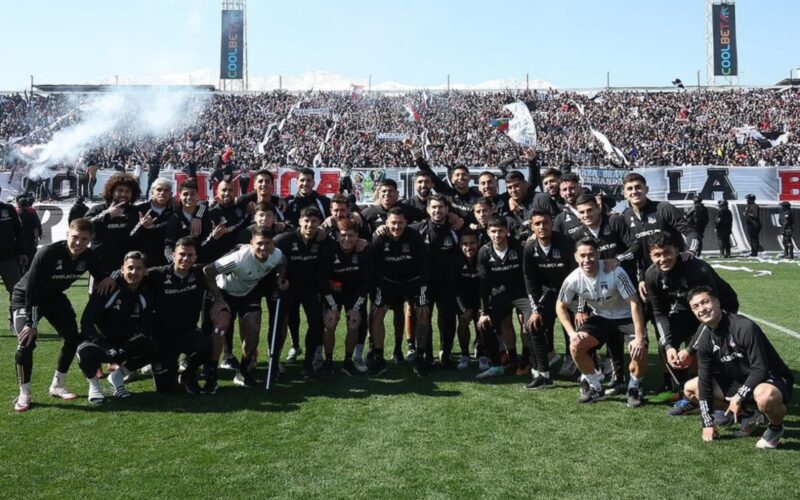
[32,84,216,93]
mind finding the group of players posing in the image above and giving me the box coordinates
[10,148,794,449]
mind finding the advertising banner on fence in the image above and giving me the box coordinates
[712,3,738,76]
[220,10,244,80]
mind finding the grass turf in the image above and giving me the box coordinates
[0,256,798,498]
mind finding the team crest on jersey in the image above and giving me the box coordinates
[112,299,122,310]
[76,261,86,272]
[351,254,358,264]
[402,244,410,253]
[552,249,561,259]
[311,244,319,253]
[600,281,608,294]
[508,250,517,260]
[647,216,656,224]
[443,237,453,248]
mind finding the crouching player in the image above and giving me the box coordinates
[556,237,648,407]
[684,286,793,449]
[320,219,371,377]
[147,237,212,394]
[76,251,156,404]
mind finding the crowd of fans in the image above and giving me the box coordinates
[1,87,799,174]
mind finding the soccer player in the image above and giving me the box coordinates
[402,170,434,213]
[684,196,709,257]
[85,172,141,273]
[284,168,332,225]
[0,189,25,296]
[476,171,507,216]
[552,172,584,239]
[273,207,329,378]
[556,237,648,407]
[644,233,739,416]
[714,200,733,258]
[684,286,793,449]
[743,194,761,257]
[164,179,213,263]
[778,201,793,259]
[203,226,287,388]
[411,194,462,369]
[236,169,287,222]
[455,229,481,370]
[522,210,577,389]
[532,168,564,217]
[76,251,156,404]
[370,207,430,376]
[503,170,537,239]
[411,147,481,215]
[146,237,212,394]
[320,219,371,377]
[10,219,116,412]
[361,179,426,232]
[131,177,175,268]
[475,216,531,379]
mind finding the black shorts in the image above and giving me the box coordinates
[222,288,262,318]
[372,279,426,308]
[766,374,794,404]
[456,294,480,314]
[323,291,367,315]
[579,315,642,347]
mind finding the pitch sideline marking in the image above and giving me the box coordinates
[741,313,800,341]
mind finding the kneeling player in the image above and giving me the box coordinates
[76,252,156,404]
[320,219,371,377]
[683,287,793,449]
[556,237,648,406]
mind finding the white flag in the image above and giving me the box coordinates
[503,101,537,148]
[590,128,628,166]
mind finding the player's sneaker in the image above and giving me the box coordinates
[559,356,577,377]
[478,356,490,371]
[457,355,471,370]
[626,387,644,408]
[13,393,31,412]
[370,356,388,377]
[712,408,754,427]
[87,384,105,405]
[476,365,504,380]
[756,424,785,449]
[666,398,699,416]
[737,411,767,437]
[577,386,606,404]
[285,347,301,363]
[524,375,555,390]
[321,360,335,379]
[353,357,368,374]
[233,371,258,387]
[49,383,78,401]
[219,355,240,370]
[178,371,202,395]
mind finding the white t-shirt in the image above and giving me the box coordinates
[214,245,285,297]
[558,261,637,320]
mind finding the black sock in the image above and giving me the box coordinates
[325,352,333,361]
[345,352,353,361]
[375,348,384,357]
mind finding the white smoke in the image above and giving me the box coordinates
[14,88,210,179]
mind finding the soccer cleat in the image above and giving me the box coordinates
[524,375,555,390]
[178,371,202,395]
[666,398,699,416]
[737,411,767,437]
[49,383,78,401]
[756,424,785,449]
[558,357,577,377]
[548,352,562,367]
[577,386,607,404]
[457,355,471,370]
[341,359,359,377]
[13,393,31,412]
[233,372,258,388]
[626,387,644,408]
[476,365,504,380]
[370,357,388,377]
[285,347,301,363]
[321,360,335,379]
[219,355,240,370]
[478,356,490,371]
[352,357,369,374]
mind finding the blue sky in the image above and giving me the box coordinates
[1,0,797,90]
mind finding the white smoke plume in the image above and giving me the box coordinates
[12,88,210,179]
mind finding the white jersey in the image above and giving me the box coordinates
[558,261,637,320]
[214,245,285,297]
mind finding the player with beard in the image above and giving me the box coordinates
[320,219,371,377]
[236,169,287,223]
[475,217,531,379]
[76,251,156,404]
[285,168,331,225]
[85,173,141,273]
[409,146,481,216]
[455,229,482,370]
[203,226,287,388]
[643,233,739,416]
[684,287,792,449]
[370,207,431,376]
[146,237,211,394]
[553,173,584,239]
[131,177,175,268]
[556,237,648,407]
[503,170,537,239]
[522,211,577,390]
[273,207,329,379]
[532,168,564,218]
[411,194,462,370]
[402,171,434,213]
[164,179,213,263]
[10,219,116,412]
